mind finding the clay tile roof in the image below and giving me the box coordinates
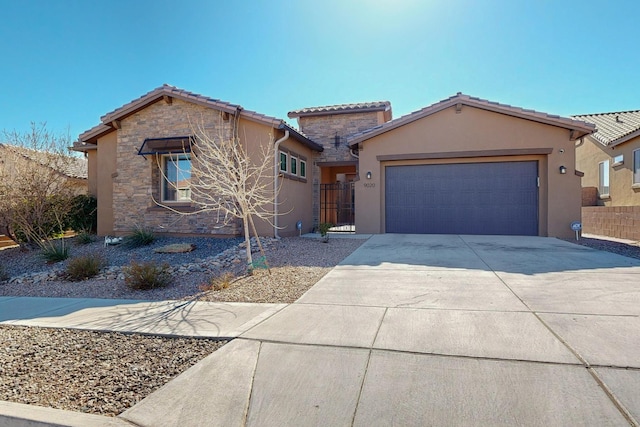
[77,84,323,152]
[0,143,87,179]
[288,101,391,118]
[572,110,640,147]
[348,93,595,146]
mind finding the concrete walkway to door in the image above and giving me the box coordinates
[118,234,640,426]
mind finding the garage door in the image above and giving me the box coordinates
[385,161,538,235]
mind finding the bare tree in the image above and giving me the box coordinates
[154,115,279,273]
[0,123,81,250]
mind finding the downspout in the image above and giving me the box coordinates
[273,130,290,238]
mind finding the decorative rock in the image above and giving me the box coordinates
[153,243,196,254]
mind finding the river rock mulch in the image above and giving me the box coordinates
[0,325,226,417]
[560,235,640,260]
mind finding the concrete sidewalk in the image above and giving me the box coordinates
[2,234,640,426]
[0,297,285,338]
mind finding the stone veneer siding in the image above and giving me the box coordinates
[298,111,382,228]
[582,206,640,241]
[112,98,241,236]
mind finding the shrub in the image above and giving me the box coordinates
[66,254,105,281]
[41,241,69,263]
[124,226,155,248]
[0,265,8,282]
[123,260,172,290]
[75,230,94,245]
[199,271,236,292]
[318,223,333,237]
[67,195,97,233]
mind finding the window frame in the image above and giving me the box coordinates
[612,154,624,167]
[598,159,610,197]
[290,155,298,176]
[279,151,288,173]
[299,159,307,178]
[161,153,192,203]
[634,149,640,186]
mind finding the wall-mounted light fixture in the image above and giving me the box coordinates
[366,171,372,179]
[559,166,567,174]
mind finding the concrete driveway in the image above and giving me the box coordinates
[121,234,640,426]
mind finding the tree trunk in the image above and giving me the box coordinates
[242,215,253,273]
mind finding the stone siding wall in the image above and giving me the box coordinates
[112,98,241,236]
[299,111,381,228]
[582,206,640,241]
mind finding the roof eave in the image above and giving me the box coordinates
[349,97,595,146]
[610,128,640,148]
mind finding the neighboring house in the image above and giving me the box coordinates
[0,143,88,242]
[76,85,594,239]
[573,110,640,240]
[73,84,322,237]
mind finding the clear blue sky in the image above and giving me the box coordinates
[1,0,638,140]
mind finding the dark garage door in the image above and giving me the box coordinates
[385,161,538,235]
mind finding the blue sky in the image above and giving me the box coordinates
[1,0,638,140]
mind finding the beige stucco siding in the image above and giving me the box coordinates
[96,132,117,236]
[355,106,581,238]
[576,135,640,206]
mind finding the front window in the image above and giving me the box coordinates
[279,152,288,173]
[290,156,297,175]
[162,154,191,202]
[300,160,306,178]
[599,160,610,196]
[634,149,640,185]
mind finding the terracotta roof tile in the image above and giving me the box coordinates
[572,110,640,146]
[348,93,595,145]
[288,101,391,118]
[0,143,87,179]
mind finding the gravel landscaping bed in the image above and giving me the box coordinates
[560,236,640,260]
[0,325,226,417]
[0,236,365,303]
[0,236,365,418]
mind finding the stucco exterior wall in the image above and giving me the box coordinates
[96,132,117,236]
[576,135,640,206]
[355,106,581,238]
[87,150,97,197]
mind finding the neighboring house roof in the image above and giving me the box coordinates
[0,143,88,179]
[348,93,596,146]
[288,101,392,118]
[75,84,323,152]
[572,110,640,147]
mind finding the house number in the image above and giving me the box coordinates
[363,183,376,188]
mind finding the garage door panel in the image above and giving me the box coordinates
[385,162,538,236]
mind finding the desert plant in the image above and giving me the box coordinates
[68,195,97,233]
[75,230,94,245]
[123,260,172,290]
[124,226,155,248]
[199,271,236,292]
[41,241,69,262]
[66,254,105,281]
[319,222,333,242]
[0,265,8,282]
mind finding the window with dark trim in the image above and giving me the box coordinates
[300,160,306,178]
[290,156,297,175]
[162,153,192,202]
[279,151,288,173]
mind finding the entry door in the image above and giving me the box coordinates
[385,161,538,235]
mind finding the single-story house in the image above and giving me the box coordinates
[76,85,594,239]
[573,110,640,240]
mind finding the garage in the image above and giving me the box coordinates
[385,161,539,235]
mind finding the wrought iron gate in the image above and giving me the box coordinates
[320,182,355,227]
